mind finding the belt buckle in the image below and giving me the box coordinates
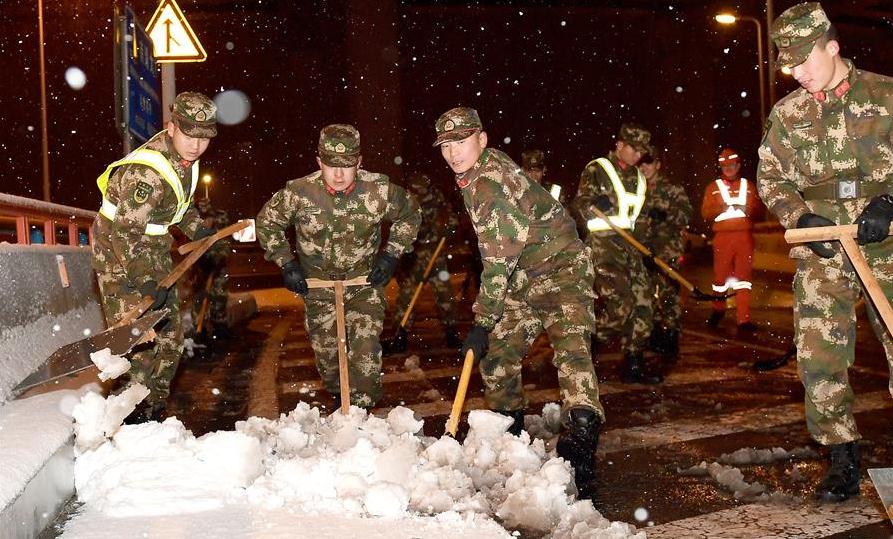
[837,179,858,200]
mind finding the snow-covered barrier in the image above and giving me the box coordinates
[0,244,105,403]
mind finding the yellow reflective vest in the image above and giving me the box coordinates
[586,158,647,232]
[96,148,198,236]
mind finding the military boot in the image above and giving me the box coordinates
[444,326,462,349]
[499,410,525,436]
[620,352,663,384]
[663,329,680,362]
[556,407,602,499]
[815,441,861,502]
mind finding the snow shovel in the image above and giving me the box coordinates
[195,272,215,334]
[445,349,476,437]
[868,468,893,523]
[590,207,731,301]
[305,276,369,415]
[176,220,251,255]
[785,224,893,334]
[383,236,448,354]
[12,222,249,398]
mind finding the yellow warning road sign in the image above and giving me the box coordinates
[146,0,207,63]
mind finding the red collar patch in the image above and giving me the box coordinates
[325,181,357,196]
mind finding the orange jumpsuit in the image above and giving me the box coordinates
[701,176,760,324]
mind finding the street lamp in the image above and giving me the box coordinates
[202,173,212,199]
[715,12,767,121]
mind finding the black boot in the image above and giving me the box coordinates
[663,329,680,361]
[620,352,663,384]
[706,310,725,328]
[815,441,861,502]
[444,326,462,349]
[381,327,408,355]
[556,407,601,499]
[499,410,525,436]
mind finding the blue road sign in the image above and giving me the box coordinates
[125,7,160,143]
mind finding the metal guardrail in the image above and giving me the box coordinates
[0,193,95,246]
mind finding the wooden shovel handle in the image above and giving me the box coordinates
[784,223,893,244]
[177,220,251,255]
[839,236,893,334]
[445,349,476,437]
[400,237,448,328]
[306,276,369,289]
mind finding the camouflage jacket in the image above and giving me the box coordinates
[634,172,692,262]
[199,206,232,266]
[571,151,645,237]
[408,174,459,246]
[93,131,204,286]
[757,61,893,257]
[456,148,584,330]
[256,169,421,278]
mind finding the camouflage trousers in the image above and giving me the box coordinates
[192,267,229,329]
[482,248,604,421]
[392,244,456,329]
[794,245,893,446]
[92,249,182,406]
[588,234,654,354]
[304,283,386,408]
[649,263,683,331]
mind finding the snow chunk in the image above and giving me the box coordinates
[89,348,131,381]
[72,384,149,453]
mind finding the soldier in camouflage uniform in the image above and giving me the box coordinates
[256,125,420,409]
[572,123,663,384]
[382,172,461,353]
[634,151,692,359]
[758,2,893,502]
[91,92,219,423]
[522,149,568,206]
[434,107,604,497]
[192,197,232,343]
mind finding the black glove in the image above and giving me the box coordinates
[139,280,169,310]
[796,213,836,259]
[282,260,308,296]
[642,254,658,272]
[647,208,667,222]
[461,324,490,361]
[856,195,893,245]
[368,252,399,286]
[194,227,217,240]
[594,195,613,213]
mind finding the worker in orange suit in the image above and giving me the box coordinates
[701,148,760,332]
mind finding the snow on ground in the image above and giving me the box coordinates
[64,394,644,538]
[0,389,84,510]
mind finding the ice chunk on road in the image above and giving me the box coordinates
[88,348,131,381]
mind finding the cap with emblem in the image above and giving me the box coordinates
[318,124,361,167]
[521,149,545,170]
[432,107,483,147]
[770,2,831,69]
[618,123,653,154]
[171,92,217,138]
[717,148,741,164]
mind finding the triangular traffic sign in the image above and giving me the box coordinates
[146,0,207,63]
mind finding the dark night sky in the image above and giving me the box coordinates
[2,0,891,231]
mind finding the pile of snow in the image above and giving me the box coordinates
[72,384,149,453]
[717,446,818,466]
[71,394,644,538]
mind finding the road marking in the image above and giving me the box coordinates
[644,497,885,538]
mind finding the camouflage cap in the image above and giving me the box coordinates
[318,124,361,167]
[196,197,212,214]
[432,107,482,146]
[770,2,831,69]
[171,92,217,138]
[521,149,545,169]
[406,172,432,195]
[618,123,653,154]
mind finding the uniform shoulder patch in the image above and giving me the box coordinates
[133,181,153,204]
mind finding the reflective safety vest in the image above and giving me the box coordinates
[586,158,646,232]
[714,178,748,222]
[96,149,198,236]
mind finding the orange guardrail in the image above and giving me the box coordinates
[0,193,95,246]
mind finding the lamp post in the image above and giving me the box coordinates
[37,0,51,201]
[716,13,767,121]
[202,173,212,199]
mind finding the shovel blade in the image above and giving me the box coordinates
[868,468,893,523]
[12,309,167,398]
